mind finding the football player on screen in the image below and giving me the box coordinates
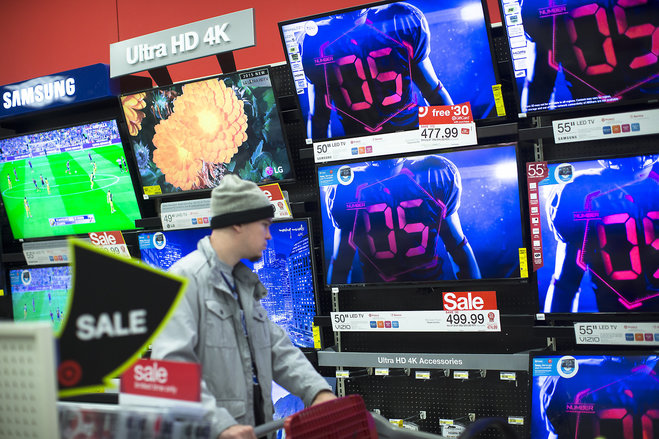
[300,2,452,140]
[326,155,480,284]
[544,155,659,312]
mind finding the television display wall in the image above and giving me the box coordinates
[279,0,502,142]
[500,0,659,115]
[0,120,142,240]
[138,219,318,348]
[536,154,659,314]
[121,67,294,197]
[531,352,659,439]
[10,266,72,332]
[317,143,524,286]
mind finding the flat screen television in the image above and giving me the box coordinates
[279,0,502,143]
[535,154,659,314]
[499,0,659,115]
[9,265,72,333]
[530,351,659,439]
[0,119,142,240]
[121,67,294,197]
[138,218,318,348]
[317,142,525,286]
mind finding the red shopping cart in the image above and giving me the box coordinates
[253,394,519,439]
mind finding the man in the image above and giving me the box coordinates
[107,190,116,213]
[151,175,335,439]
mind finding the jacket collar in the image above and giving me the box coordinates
[198,236,268,300]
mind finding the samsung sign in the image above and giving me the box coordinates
[0,64,118,118]
[109,9,255,78]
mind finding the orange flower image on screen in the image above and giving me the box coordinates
[121,93,147,136]
[152,79,248,190]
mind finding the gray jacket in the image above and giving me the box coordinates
[151,236,331,437]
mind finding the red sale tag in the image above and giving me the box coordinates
[442,291,498,311]
[121,358,201,402]
[419,102,474,125]
[260,183,292,219]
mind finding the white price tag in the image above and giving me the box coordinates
[500,372,517,381]
[335,370,350,379]
[160,199,211,231]
[374,368,389,376]
[508,417,524,425]
[552,108,659,143]
[453,371,469,380]
[415,371,431,380]
[22,240,71,265]
[444,310,501,332]
[575,322,659,345]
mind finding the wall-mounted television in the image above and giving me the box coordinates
[279,0,502,143]
[499,0,659,115]
[530,352,659,439]
[536,154,659,314]
[138,218,318,348]
[0,119,143,240]
[9,265,72,333]
[121,67,294,198]
[317,143,524,287]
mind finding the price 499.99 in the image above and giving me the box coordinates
[446,312,485,325]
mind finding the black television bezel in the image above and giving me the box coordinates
[136,218,324,350]
[0,117,145,241]
[533,150,659,321]
[314,141,528,290]
[277,0,508,145]
[119,65,297,200]
[527,349,659,439]
[495,0,659,119]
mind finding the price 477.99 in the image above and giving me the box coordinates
[421,126,459,140]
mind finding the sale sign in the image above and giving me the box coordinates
[88,231,130,258]
[259,183,292,219]
[121,359,201,402]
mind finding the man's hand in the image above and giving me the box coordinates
[218,424,257,439]
[311,390,337,405]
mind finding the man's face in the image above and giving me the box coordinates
[241,219,272,262]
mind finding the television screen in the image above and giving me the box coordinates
[138,219,318,348]
[10,266,72,332]
[500,0,659,115]
[121,67,294,197]
[536,154,659,314]
[279,0,501,142]
[317,143,524,286]
[0,119,142,240]
[530,352,659,439]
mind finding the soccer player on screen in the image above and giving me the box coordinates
[24,197,31,218]
[89,172,95,190]
[300,3,452,139]
[6,174,11,189]
[45,177,50,195]
[107,190,116,213]
[544,156,659,312]
[65,160,71,174]
[326,155,480,284]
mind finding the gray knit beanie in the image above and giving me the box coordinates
[209,174,274,229]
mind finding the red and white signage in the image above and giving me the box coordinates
[121,358,201,403]
[526,162,549,271]
[418,103,477,148]
[442,291,497,311]
[88,231,130,258]
[260,183,292,219]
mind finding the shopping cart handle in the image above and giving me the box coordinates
[254,418,286,438]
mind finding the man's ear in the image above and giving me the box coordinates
[232,223,244,234]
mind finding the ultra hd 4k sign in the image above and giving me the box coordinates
[109,9,255,77]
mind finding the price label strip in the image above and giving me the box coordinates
[160,199,211,231]
[552,108,659,144]
[418,103,477,148]
[575,322,659,346]
[23,239,76,265]
[259,183,292,219]
[331,309,500,333]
